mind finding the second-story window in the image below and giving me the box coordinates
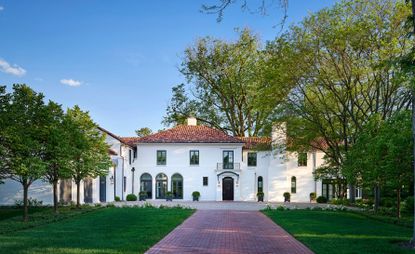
[129,150,132,165]
[223,150,234,169]
[298,152,307,167]
[157,150,166,165]
[133,147,137,159]
[247,152,257,167]
[190,150,199,165]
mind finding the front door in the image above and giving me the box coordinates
[99,176,106,202]
[222,177,234,201]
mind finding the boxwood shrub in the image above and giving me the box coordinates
[316,196,327,203]
[126,194,137,201]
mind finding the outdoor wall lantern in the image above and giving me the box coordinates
[110,175,114,184]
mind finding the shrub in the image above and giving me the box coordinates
[354,198,373,209]
[142,202,155,208]
[276,205,286,211]
[14,198,43,207]
[380,197,395,208]
[139,191,147,197]
[330,198,350,206]
[403,196,414,214]
[114,196,121,202]
[126,194,137,201]
[283,192,290,201]
[316,196,327,203]
[192,191,200,198]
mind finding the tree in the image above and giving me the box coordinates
[265,0,412,201]
[66,106,112,208]
[1,84,49,221]
[201,0,288,24]
[42,101,72,214]
[164,29,288,136]
[135,127,153,137]
[344,111,413,218]
[0,86,11,184]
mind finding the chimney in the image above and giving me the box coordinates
[187,116,197,126]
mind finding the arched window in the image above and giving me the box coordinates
[171,173,183,199]
[156,173,168,199]
[291,176,297,194]
[140,173,152,199]
[257,176,263,193]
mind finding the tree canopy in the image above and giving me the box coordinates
[164,29,289,136]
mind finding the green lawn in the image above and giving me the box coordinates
[0,206,49,221]
[0,207,193,254]
[263,209,415,254]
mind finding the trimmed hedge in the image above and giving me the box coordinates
[126,194,137,201]
[316,196,327,203]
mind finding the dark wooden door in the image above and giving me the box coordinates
[99,176,106,202]
[222,177,234,201]
[84,178,93,203]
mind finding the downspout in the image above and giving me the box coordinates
[120,144,125,201]
[113,163,116,200]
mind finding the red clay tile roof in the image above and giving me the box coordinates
[238,137,272,150]
[98,126,132,147]
[121,137,142,146]
[121,125,244,144]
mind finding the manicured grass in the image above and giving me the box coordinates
[0,206,49,221]
[263,209,415,254]
[0,207,194,254]
[0,206,101,234]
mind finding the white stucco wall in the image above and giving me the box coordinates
[0,126,330,205]
[130,143,244,201]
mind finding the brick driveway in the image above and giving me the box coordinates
[145,210,313,254]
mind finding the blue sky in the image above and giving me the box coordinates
[0,0,336,137]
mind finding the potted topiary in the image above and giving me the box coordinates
[166,191,173,201]
[126,194,137,201]
[316,196,327,204]
[192,191,200,201]
[309,192,316,203]
[114,196,121,202]
[257,191,264,202]
[139,191,147,201]
[283,192,291,202]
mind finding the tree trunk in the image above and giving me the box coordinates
[53,180,58,214]
[348,184,355,203]
[23,181,29,222]
[374,185,380,213]
[397,188,401,220]
[76,181,81,208]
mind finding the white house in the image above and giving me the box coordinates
[0,117,360,205]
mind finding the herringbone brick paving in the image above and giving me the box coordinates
[145,210,313,254]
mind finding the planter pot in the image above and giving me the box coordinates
[257,196,264,202]
[166,197,173,202]
[284,198,290,202]
[193,197,199,201]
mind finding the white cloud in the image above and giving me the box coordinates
[0,6,4,11]
[0,58,26,76]
[60,78,82,87]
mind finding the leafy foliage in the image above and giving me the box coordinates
[135,127,153,137]
[164,29,288,136]
[66,106,112,207]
